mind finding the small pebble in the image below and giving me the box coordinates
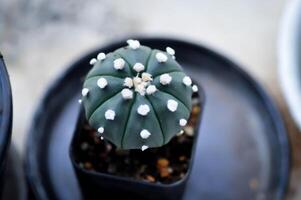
[145,175,155,182]
[179,155,187,162]
[80,142,89,151]
[157,158,169,168]
[192,106,201,115]
[159,168,170,178]
[84,162,93,170]
[184,126,194,136]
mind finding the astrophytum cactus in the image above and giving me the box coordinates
[80,40,198,150]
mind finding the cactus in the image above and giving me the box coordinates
[80,40,198,150]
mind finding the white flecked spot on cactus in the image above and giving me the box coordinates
[177,130,184,136]
[192,85,198,92]
[137,104,150,116]
[140,129,151,139]
[179,119,187,126]
[135,84,146,96]
[100,136,104,140]
[167,99,178,112]
[127,39,140,50]
[98,127,104,134]
[160,73,172,85]
[78,99,82,104]
[97,52,106,61]
[156,52,168,63]
[166,47,175,56]
[133,77,142,85]
[146,85,157,95]
[97,77,108,89]
[82,88,89,96]
[113,58,125,70]
[141,73,152,82]
[105,109,115,120]
[133,63,145,72]
[123,77,133,88]
[121,88,133,100]
[141,145,149,151]
[89,58,97,65]
[183,76,192,86]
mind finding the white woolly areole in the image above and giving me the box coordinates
[160,73,172,85]
[105,109,115,120]
[133,77,142,85]
[179,119,187,126]
[166,47,175,56]
[137,104,150,116]
[141,145,149,151]
[156,52,168,63]
[140,129,151,139]
[135,84,146,96]
[127,39,140,50]
[167,99,178,112]
[183,76,192,86]
[97,52,106,61]
[82,88,89,96]
[97,77,108,89]
[124,77,133,88]
[142,73,152,82]
[121,88,133,99]
[89,58,97,65]
[78,99,82,104]
[133,63,145,72]
[192,85,198,92]
[97,127,104,134]
[113,58,125,70]
[177,130,184,136]
[146,85,157,95]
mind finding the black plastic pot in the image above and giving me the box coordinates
[0,53,27,200]
[25,38,290,200]
[0,53,13,186]
[70,84,204,200]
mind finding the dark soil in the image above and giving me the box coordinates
[73,94,201,184]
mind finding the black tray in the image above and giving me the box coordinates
[0,54,12,179]
[1,145,27,200]
[25,38,290,200]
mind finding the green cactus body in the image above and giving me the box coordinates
[81,40,196,150]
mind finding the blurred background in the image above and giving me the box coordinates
[0,0,300,199]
